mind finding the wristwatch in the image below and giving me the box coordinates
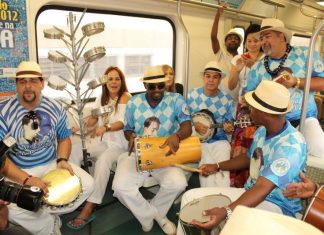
[224,206,232,220]
[105,124,111,132]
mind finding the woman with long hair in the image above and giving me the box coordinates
[68,66,131,229]
[228,24,263,187]
[162,64,183,95]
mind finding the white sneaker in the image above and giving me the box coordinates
[155,217,176,235]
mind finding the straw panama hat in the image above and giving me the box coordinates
[140,65,169,83]
[258,18,292,42]
[244,80,292,114]
[203,61,226,78]
[225,28,243,43]
[11,61,47,80]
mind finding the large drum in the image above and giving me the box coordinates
[42,169,81,209]
[135,136,201,171]
[179,194,231,235]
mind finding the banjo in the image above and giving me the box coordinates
[192,109,253,143]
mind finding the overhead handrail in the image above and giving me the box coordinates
[176,0,190,100]
[299,19,324,134]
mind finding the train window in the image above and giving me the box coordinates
[36,8,174,99]
[291,35,311,47]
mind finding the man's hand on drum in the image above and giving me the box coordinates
[191,206,227,230]
[125,131,136,155]
[223,121,234,133]
[199,164,218,177]
[194,122,208,136]
[26,177,50,196]
[159,133,180,156]
[91,126,106,139]
[57,160,74,176]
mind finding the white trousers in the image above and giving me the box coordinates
[299,117,324,159]
[199,141,231,187]
[8,160,94,235]
[112,153,188,228]
[176,187,282,235]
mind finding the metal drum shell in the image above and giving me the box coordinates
[47,75,67,90]
[48,51,67,64]
[43,28,64,39]
[91,105,114,117]
[81,22,105,36]
[84,46,106,63]
[87,75,108,89]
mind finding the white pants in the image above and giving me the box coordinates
[299,117,324,159]
[8,160,94,235]
[199,141,231,187]
[176,187,283,235]
[112,153,188,228]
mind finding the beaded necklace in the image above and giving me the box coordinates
[264,44,292,76]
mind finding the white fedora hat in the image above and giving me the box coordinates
[203,61,226,78]
[225,28,243,43]
[258,18,292,42]
[244,80,291,114]
[12,61,47,80]
[140,65,169,83]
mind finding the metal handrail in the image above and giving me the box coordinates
[299,19,324,134]
[177,0,190,100]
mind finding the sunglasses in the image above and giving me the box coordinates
[147,83,166,91]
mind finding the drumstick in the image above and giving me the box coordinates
[172,163,201,173]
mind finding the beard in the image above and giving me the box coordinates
[262,44,272,56]
[23,91,36,103]
[151,92,164,102]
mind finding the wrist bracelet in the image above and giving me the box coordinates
[224,206,233,220]
[216,162,224,177]
[23,175,32,185]
[294,78,300,90]
[56,158,68,163]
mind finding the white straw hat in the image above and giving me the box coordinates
[140,65,169,83]
[12,61,47,80]
[258,18,292,42]
[203,61,226,78]
[244,80,291,114]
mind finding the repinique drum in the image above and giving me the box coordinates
[81,22,105,36]
[179,194,231,235]
[84,46,106,63]
[42,169,81,209]
[135,136,201,171]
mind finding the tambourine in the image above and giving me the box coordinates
[48,51,67,64]
[84,46,106,63]
[48,75,67,90]
[43,27,64,40]
[87,75,108,90]
[91,105,114,117]
[81,22,105,37]
[42,169,81,208]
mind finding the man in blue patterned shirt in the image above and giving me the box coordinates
[187,61,235,188]
[244,18,324,159]
[113,65,192,235]
[177,80,306,234]
[0,61,94,235]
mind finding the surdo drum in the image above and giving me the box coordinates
[135,136,201,171]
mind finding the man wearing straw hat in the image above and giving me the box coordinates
[0,61,94,235]
[113,65,192,235]
[245,18,324,159]
[176,80,306,234]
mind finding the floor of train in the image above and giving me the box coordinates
[60,172,200,235]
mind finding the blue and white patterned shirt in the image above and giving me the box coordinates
[187,87,235,143]
[244,46,324,121]
[0,96,72,168]
[244,122,306,216]
[124,92,191,137]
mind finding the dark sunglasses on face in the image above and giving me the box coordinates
[147,83,166,91]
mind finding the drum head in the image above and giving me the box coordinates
[180,194,231,224]
[43,28,64,39]
[87,75,108,89]
[48,51,67,64]
[48,75,67,90]
[192,112,216,142]
[42,169,81,206]
[91,105,114,117]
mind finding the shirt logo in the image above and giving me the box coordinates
[270,158,290,177]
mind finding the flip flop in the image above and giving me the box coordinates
[66,214,96,230]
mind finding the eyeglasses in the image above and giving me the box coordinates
[147,83,166,91]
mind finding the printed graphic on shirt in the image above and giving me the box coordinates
[143,116,160,137]
[270,158,290,177]
[250,147,263,180]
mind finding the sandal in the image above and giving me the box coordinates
[66,214,96,230]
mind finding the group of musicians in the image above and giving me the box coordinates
[0,8,323,235]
